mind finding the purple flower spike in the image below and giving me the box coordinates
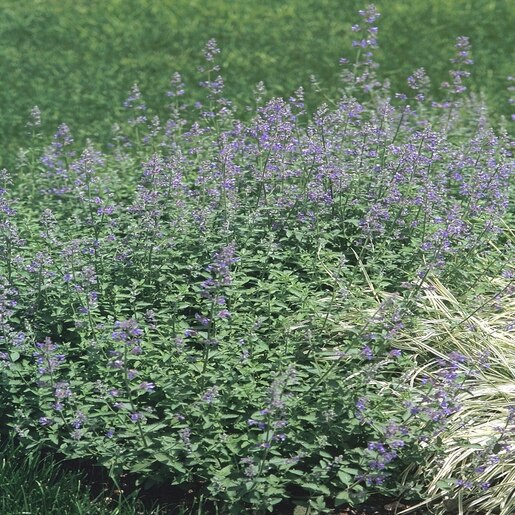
[138,381,155,392]
[361,345,374,360]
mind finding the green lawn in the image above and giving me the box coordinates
[1,0,513,167]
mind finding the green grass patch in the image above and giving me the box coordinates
[0,437,144,514]
[0,0,513,167]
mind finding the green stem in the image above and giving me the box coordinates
[123,345,149,448]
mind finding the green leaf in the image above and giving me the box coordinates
[335,490,351,506]
[216,464,233,477]
[436,479,456,491]
[302,483,330,495]
[340,467,359,474]
[154,452,172,464]
[131,460,155,473]
[170,461,187,474]
[337,470,352,485]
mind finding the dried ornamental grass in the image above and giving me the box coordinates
[394,273,515,515]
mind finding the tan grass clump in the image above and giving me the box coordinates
[395,275,514,515]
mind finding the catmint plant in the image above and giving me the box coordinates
[1,4,513,513]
